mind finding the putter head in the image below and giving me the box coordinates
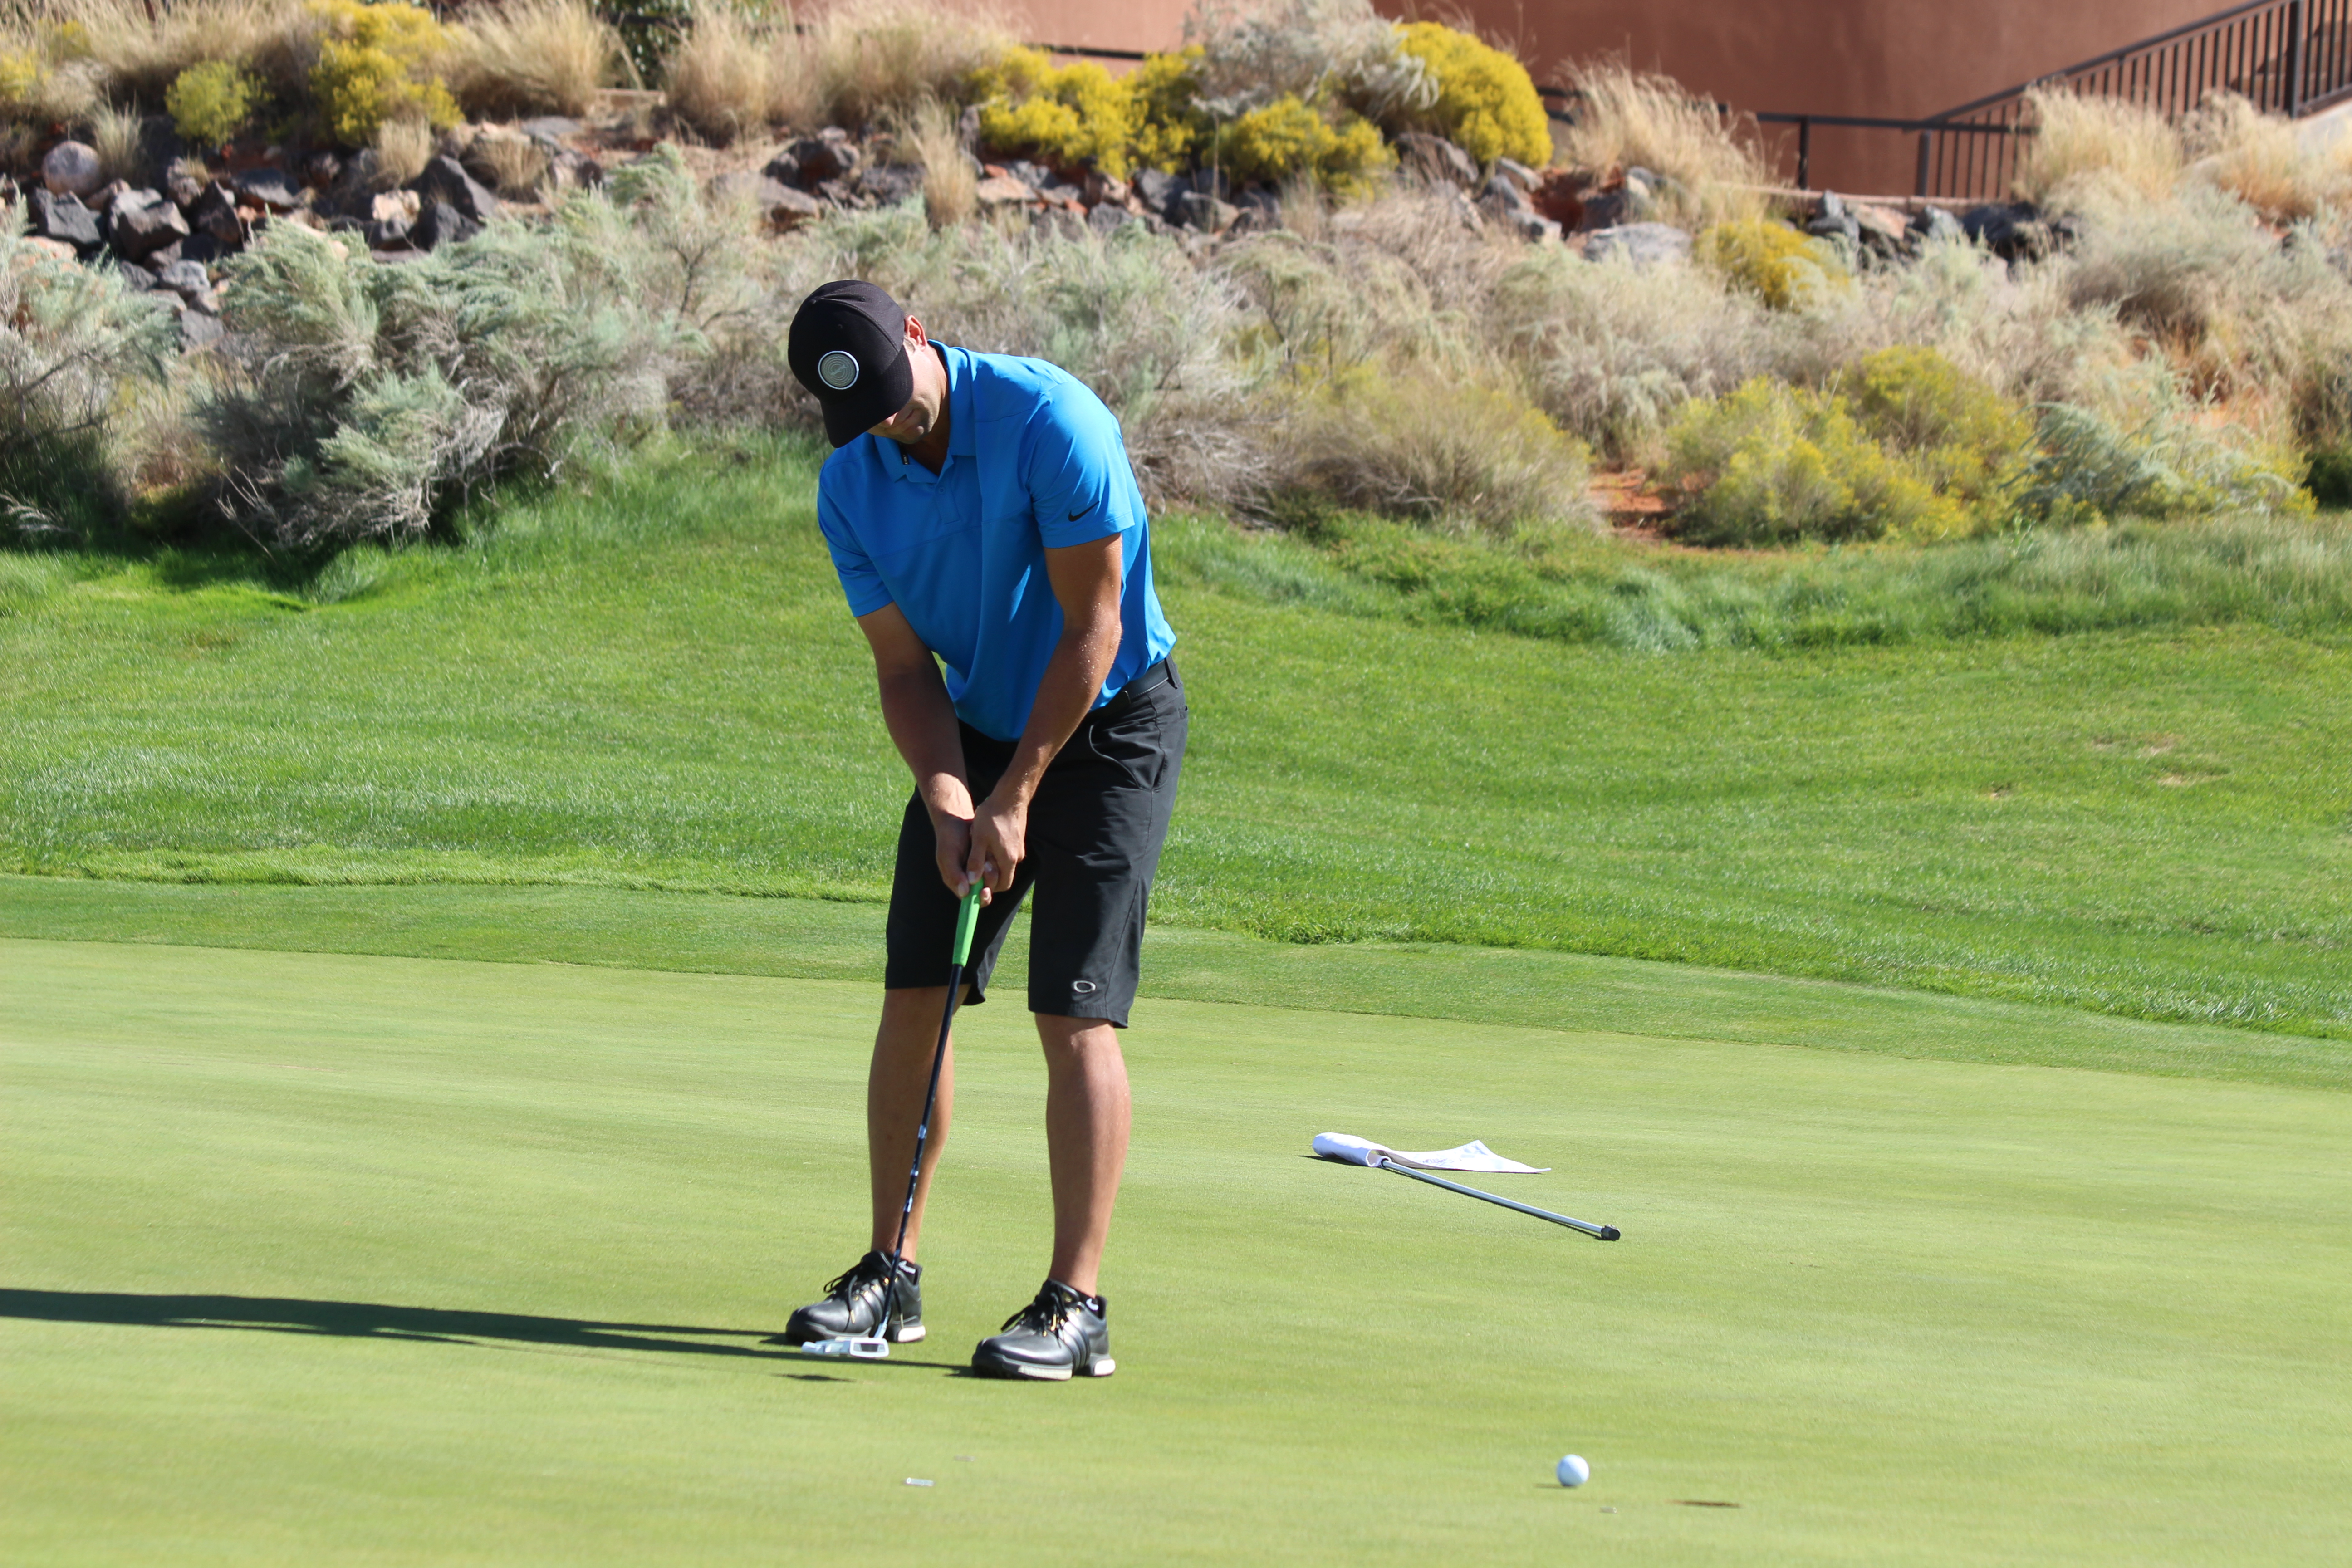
[801,1336,891,1359]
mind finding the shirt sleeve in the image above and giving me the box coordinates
[818,483,893,617]
[1027,387,1137,549]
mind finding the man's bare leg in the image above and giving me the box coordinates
[1037,1014,1130,1298]
[867,985,957,1260]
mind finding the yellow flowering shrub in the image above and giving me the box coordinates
[974,47,1140,177]
[1394,21,1549,168]
[167,60,265,148]
[309,0,460,147]
[1696,218,1847,311]
[1219,95,1390,196]
[1125,47,1208,174]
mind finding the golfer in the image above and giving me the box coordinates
[778,281,1184,1380]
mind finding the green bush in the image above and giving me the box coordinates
[2020,392,2312,524]
[1697,218,1845,311]
[1664,380,1970,546]
[166,60,263,149]
[1392,20,1548,167]
[1847,347,2036,517]
[309,0,461,147]
[1218,95,1389,195]
[973,46,1139,177]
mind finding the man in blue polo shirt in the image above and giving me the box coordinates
[777,280,1184,1380]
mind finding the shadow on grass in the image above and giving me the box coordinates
[0,1289,958,1372]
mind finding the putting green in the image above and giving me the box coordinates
[4,937,2346,1566]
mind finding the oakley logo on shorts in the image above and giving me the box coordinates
[1071,980,1100,995]
[817,350,860,390]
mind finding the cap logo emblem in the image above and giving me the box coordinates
[817,350,860,391]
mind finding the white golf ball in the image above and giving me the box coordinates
[1556,1454,1590,1488]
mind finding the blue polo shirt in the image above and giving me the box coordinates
[816,344,1176,742]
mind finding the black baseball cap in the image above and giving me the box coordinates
[789,280,916,447]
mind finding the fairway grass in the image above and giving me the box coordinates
[6,938,2347,1566]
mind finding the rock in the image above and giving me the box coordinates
[180,232,229,265]
[1478,174,1532,213]
[520,116,584,143]
[233,167,307,213]
[813,177,858,205]
[29,189,102,251]
[1959,202,2056,260]
[1916,205,1966,245]
[1037,180,1085,208]
[1807,189,1861,246]
[154,258,217,313]
[410,198,480,250]
[143,240,183,268]
[973,174,1036,206]
[1851,201,1910,246]
[318,148,380,219]
[1528,170,1586,229]
[548,147,603,192]
[372,189,421,226]
[1394,131,1478,187]
[1087,203,1137,236]
[107,189,191,260]
[856,164,925,206]
[135,116,185,179]
[163,158,207,209]
[1175,190,1237,233]
[362,216,411,249]
[1493,207,1560,244]
[1134,167,1186,217]
[303,151,343,190]
[1002,158,1054,191]
[1577,186,1631,231]
[42,141,103,198]
[1030,205,1088,241]
[21,235,78,262]
[1493,157,1540,191]
[407,155,501,223]
[1083,170,1128,208]
[782,134,860,186]
[111,258,159,289]
[1583,222,1691,268]
[179,308,225,352]
[186,182,245,246]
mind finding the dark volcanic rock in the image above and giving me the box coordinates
[30,189,102,250]
[1175,190,1237,233]
[233,167,307,213]
[186,181,245,247]
[179,307,225,352]
[410,198,480,251]
[154,258,217,313]
[856,164,925,206]
[1134,167,1186,218]
[408,156,501,223]
[107,189,191,260]
[781,134,860,186]
[163,158,208,209]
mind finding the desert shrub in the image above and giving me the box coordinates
[466,128,551,199]
[1495,243,1784,456]
[0,46,43,108]
[201,196,675,547]
[373,114,434,186]
[662,1,769,143]
[1847,346,2037,510]
[1391,20,1547,168]
[1697,217,1844,311]
[166,59,263,148]
[1218,94,1387,194]
[1554,60,1766,226]
[451,0,616,119]
[1186,0,1432,123]
[1665,380,1974,545]
[1126,46,1209,173]
[801,0,1013,130]
[49,0,309,104]
[897,94,974,228]
[2016,85,2181,208]
[310,0,460,146]
[0,216,178,543]
[83,99,145,180]
[2019,369,2311,524]
[974,47,1139,176]
[1282,372,1592,536]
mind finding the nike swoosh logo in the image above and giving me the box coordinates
[1068,502,1096,521]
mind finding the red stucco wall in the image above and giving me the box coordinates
[1014,0,2230,193]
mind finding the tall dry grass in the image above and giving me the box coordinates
[47,0,313,102]
[2183,91,2352,223]
[451,0,617,119]
[373,116,435,186]
[1554,59,1767,226]
[799,0,1012,130]
[898,95,974,228]
[84,99,143,179]
[663,1,773,144]
[2015,85,2183,207]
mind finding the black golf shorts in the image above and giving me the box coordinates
[884,659,1187,1027]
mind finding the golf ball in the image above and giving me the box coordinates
[1557,1454,1591,1488]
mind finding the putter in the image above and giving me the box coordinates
[803,881,985,1360]
[1374,1156,1620,1240]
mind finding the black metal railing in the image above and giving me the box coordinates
[1758,0,2352,202]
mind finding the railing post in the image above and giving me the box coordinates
[1915,128,1936,198]
[2287,0,2309,115]
[1797,117,1812,190]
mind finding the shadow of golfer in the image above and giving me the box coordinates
[0,1289,953,1372]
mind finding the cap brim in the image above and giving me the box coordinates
[821,346,916,448]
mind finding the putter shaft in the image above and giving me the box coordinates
[1374,1157,1620,1240]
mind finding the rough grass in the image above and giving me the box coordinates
[449,0,616,119]
[1,436,2347,1041]
[1553,59,1768,227]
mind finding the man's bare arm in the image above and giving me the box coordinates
[967,534,1125,893]
[855,601,987,896]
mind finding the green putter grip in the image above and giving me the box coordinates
[952,882,983,966]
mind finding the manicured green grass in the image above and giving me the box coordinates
[5,935,2347,1565]
[2,438,2347,1042]
[5,875,2344,1091]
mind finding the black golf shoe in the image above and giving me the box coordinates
[781,1251,924,1344]
[971,1280,1113,1380]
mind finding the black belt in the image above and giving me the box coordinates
[1121,657,1172,698]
